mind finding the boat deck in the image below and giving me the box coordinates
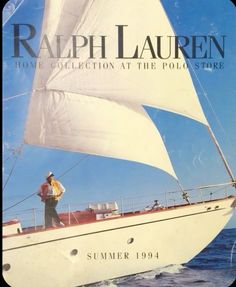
[3,196,235,237]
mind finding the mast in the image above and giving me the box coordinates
[207,126,236,187]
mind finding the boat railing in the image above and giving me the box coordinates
[116,182,235,214]
[2,182,235,231]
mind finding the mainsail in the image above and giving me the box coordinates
[25,0,210,179]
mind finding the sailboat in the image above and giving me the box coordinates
[3,0,236,286]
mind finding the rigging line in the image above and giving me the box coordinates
[3,156,18,191]
[161,1,235,184]
[186,59,235,185]
[57,155,90,179]
[166,2,229,138]
[3,91,30,102]
[3,144,24,191]
[187,58,236,155]
[160,1,235,156]
[3,192,38,213]
[207,125,235,183]
[167,181,236,194]
[3,87,45,102]
[3,154,90,213]
[3,156,11,163]
[2,0,24,27]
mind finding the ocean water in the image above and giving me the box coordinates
[91,228,236,287]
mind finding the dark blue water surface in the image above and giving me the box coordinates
[93,228,236,287]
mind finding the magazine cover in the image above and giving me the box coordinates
[3,0,236,286]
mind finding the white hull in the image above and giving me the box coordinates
[3,196,236,287]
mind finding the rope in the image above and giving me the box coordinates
[3,192,38,213]
[3,157,19,191]
[3,84,88,212]
[2,0,24,27]
[3,88,45,102]
[4,156,11,163]
[188,59,226,133]
[187,59,236,156]
[163,0,231,142]
[3,154,90,213]
[3,144,24,191]
[167,181,236,195]
[3,91,30,102]
[160,1,236,157]
[57,155,90,179]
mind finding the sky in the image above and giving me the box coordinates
[2,0,236,228]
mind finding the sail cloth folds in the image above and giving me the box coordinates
[24,90,177,179]
[24,0,210,180]
[33,0,94,88]
[45,0,208,125]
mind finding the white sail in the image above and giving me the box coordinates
[33,0,94,87]
[42,0,208,125]
[24,90,177,179]
[24,0,210,179]
[24,0,181,178]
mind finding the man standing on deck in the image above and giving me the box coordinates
[38,172,65,228]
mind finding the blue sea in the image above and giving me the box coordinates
[92,228,236,287]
